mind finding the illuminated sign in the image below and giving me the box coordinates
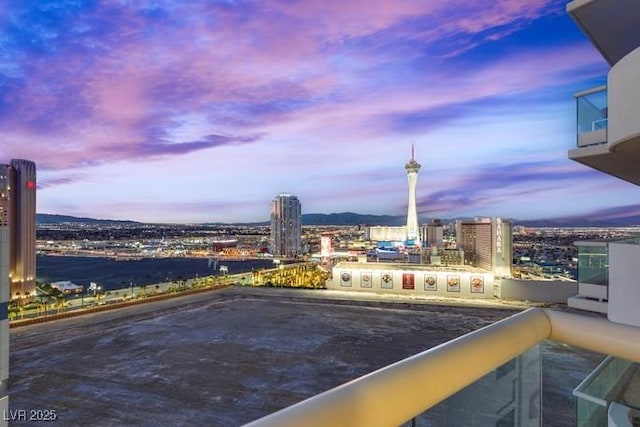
[340,272,351,287]
[402,273,415,290]
[496,218,502,255]
[26,180,36,190]
[361,272,372,288]
[320,235,332,258]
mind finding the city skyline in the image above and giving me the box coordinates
[2,1,638,223]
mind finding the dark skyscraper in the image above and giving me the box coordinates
[2,159,37,299]
[270,194,302,257]
[0,165,10,417]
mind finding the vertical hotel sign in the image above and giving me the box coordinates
[402,273,415,290]
[496,218,502,255]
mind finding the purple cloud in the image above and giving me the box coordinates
[416,161,603,215]
[0,0,628,222]
[36,174,87,190]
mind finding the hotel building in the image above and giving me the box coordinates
[421,219,444,248]
[0,159,35,422]
[456,218,513,278]
[0,166,10,420]
[7,160,37,299]
[270,194,302,257]
[246,2,640,426]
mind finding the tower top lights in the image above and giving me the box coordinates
[405,142,421,173]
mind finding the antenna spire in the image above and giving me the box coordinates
[411,141,415,161]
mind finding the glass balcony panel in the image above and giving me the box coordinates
[574,356,638,427]
[618,236,640,245]
[402,345,541,427]
[577,88,608,135]
[577,245,608,286]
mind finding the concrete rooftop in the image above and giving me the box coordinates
[9,287,603,426]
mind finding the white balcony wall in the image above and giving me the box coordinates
[578,282,608,300]
[608,45,640,150]
[608,242,640,327]
[578,128,607,147]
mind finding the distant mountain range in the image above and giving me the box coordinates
[36,213,139,225]
[301,212,406,226]
[35,212,640,227]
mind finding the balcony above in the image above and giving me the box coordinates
[570,48,640,186]
[568,142,640,186]
[567,0,640,65]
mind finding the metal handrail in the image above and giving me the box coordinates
[243,308,640,427]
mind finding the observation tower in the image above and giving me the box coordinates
[405,144,421,246]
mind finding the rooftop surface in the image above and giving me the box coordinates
[9,287,603,426]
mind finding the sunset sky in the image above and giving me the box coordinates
[2,0,638,223]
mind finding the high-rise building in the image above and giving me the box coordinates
[421,219,443,248]
[270,194,302,257]
[7,160,37,299]
[456,218,512,277]
[0,159,33,422]
[405,144,421,246]
[0,165,10,419]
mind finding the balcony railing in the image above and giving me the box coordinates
[244,308,640,427]
[617,237,640,246]
[577,243,609,287]
[575,85,608,147]
[573,356,635,426]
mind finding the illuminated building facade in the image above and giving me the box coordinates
[365,226,406,243]
[456,218,512,277]
[320,234,333,261]
[0,165,9,417]
[330,262,494,299]
[270,194,302,257]
[7,160,37,299]
[0,159,33,421]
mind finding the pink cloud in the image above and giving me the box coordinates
[0,0,606,220]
